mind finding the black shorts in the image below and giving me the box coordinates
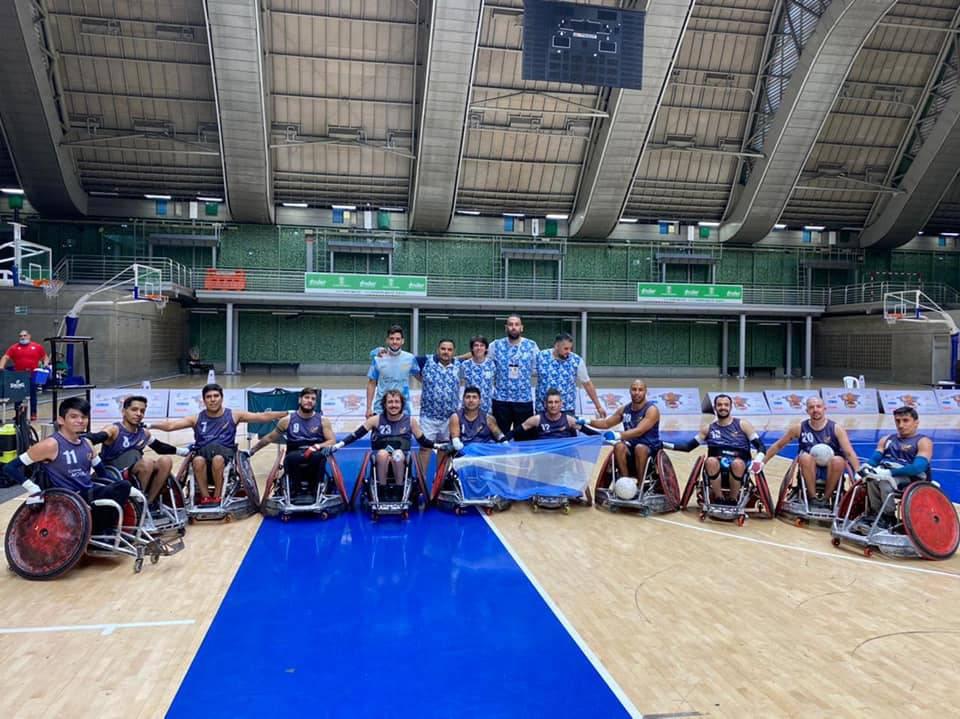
[106,449,143,471]
[195,443,236,463]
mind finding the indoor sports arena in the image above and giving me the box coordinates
[2,1,960,717]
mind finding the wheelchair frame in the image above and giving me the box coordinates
[679,454,775,525]
[775,457,854,527]
[831,474,960,560]
[260,446,348,520]
[349,448,427,520]
[176,450,259,522]
[429,449,512,516]
[594,444,681,516]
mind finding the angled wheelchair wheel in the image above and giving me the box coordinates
[161,476,186,511]
[679,456,704,510]
[327,456,349,503]
[837,479,867,521]
[775,460,799,516]
[235,451,260,509]
[430,453,451,503]
[656,451,681,510]
[349,452,372,510]
[754,472,775,519]
[5,490,92,580]
[902,482,960,561]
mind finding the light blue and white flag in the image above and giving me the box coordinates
[452,436,603,500]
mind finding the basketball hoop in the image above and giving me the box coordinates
[884,312,901,326]
[40,279,64,298]
[145,293,168,314]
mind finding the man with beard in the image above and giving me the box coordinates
[519,389,583,439]
[535,332,606,418]
[489,314,540,436]
[250,387,335,501]
[449,386,507,449]
[366,325,419,417]
[757,396,859,506]
[664,394,765,503]
[586,379,661,479]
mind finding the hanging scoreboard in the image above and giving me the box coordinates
[522,0,645,89]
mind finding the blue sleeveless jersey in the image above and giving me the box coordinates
[707,418,750,456]
[535,413,575,439]
[622,401,660,449]
[799,419,842,455]
[99,421,148,463]
[284,411,324,450]
[882,433,928,466]
[457,409,494,444]
[194,409,237,450]
[45,433,94,492]
[371,414,412,451]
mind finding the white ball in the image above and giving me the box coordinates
[614,477,639,500]
[809,443,835,467]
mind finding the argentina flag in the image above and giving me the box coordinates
[452,436,603,500]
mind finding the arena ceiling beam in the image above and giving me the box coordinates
[720,0,899,244]
[409,0,484,232]
[859,8,960,248]
[569,0,695,239]
[0,0,87,216]
[203,0,274,224]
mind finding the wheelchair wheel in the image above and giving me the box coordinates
[679,456,704,510]
[775,460,798,516]
[754,472,775,519]
[430,454,451,503]
[326,456,348,502]
[837,479,867,520]
[4,490,92,580]
[235,451,260,509]
[349,452,373,510]
[161,476,186,510]
[901,482,960,560]
[656,451,681,510]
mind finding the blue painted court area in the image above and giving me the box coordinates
[168,490,633,718]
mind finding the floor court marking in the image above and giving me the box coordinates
[649,516,960,579]
[482,514,646,719]
[0,619,196,637]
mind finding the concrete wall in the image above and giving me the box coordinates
[0,285,187,386]
[814,314,950,384]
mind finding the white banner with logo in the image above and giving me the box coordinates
[878,390,942,415]
[764,389,822,416]
[820,387,879,414]
[704,391,770,415]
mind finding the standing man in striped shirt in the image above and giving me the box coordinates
[535,332,606,418]
[489,314,539,435]
[459,335,496,414]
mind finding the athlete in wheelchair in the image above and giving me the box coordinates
[2,398,182,579]
[516,388,596,513]
[249,387,348,520]
[429,385,511,515]
[759,396,859,526]
[332,389,434,520]
[83,394,188,536]
[832,406,959,559]
[668,394,775,525]
[151,383,284,522]
[586,379,680,514]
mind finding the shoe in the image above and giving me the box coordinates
[198,496,217,506]
[877,514,897,530]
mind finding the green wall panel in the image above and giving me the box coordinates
[190,314,225,362]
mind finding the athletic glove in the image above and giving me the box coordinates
[22,479,42,496]
[602,430,621,443]
[857,464,875,478]
[575,416,588,427]
[320,441,344,457]
[750,453,765,475]
[873,467,894,485]
[176,446,190,457]
[451,437,464,452]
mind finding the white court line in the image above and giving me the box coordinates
[482,515,644,719]
[0,619,196,637]
[649,517,960,580]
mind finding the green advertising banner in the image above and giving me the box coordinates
[636,282,743,303]
[304,272,428,296]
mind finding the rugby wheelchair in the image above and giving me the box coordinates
[349,444,427,521]
[429,446,512,515]
[4,471,184,580]
[831,468,959,560]
[260,446,348,520]
[176,449,259,522]
[775,456,854,527]
[99,463,188,538]
[594,442,681,516]
[679,452,775,525]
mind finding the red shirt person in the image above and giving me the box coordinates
[0,330,50,420]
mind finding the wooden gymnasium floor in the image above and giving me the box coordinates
[1,374,959,719]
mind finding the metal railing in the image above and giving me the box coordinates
[824,282,960,308]
[50,257,960,310]
[54,255,193,289]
